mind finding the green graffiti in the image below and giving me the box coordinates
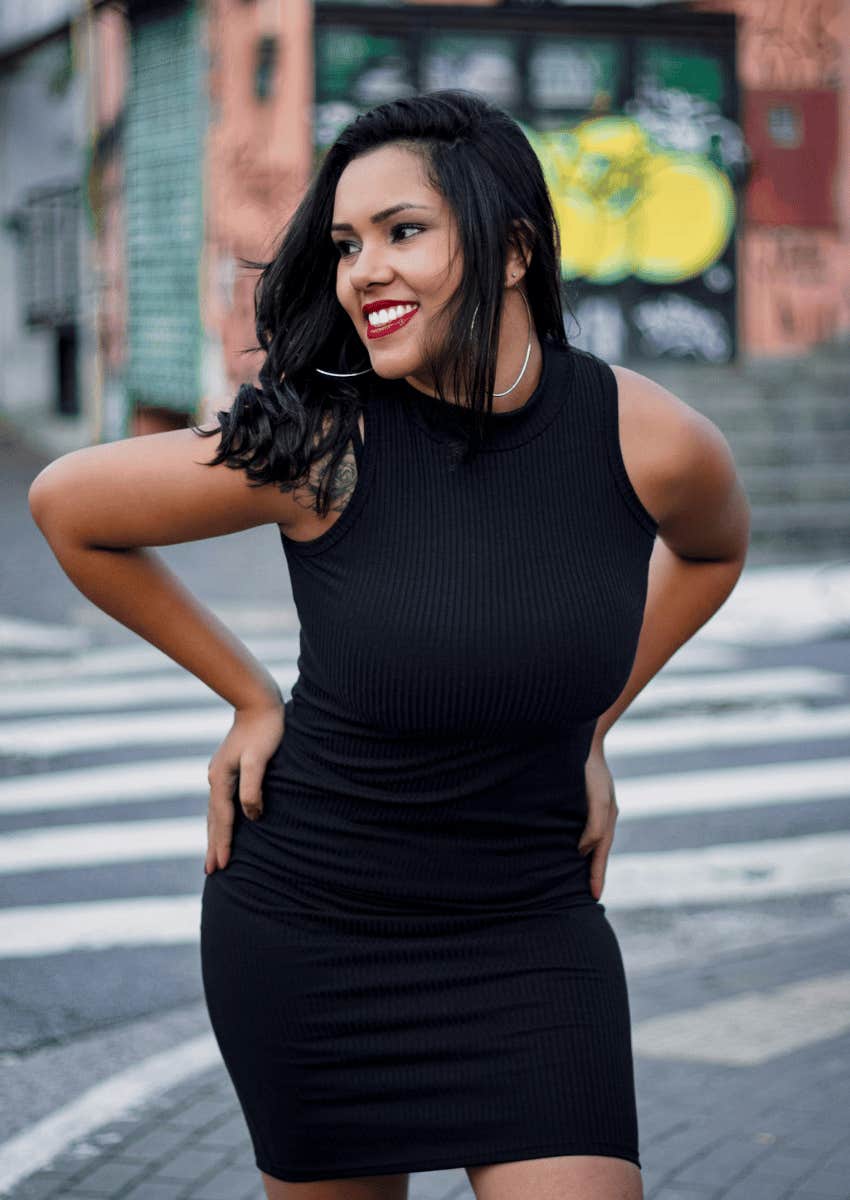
[521,116,736,284]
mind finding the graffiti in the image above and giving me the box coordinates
[744,230,849,347]
[631,292,733,361]
[569,296,628,362]
[624,78,749,178]
[694,0,843,89]
[747,228,830,286]
[354,60,414,105]
[312,16,743,361]
[522,116,736,285]
[773,295,842,342]
[703,262,735,293]
[313,28,414,151]
[528,39,621,111]
[314,100,358,151]
[423,36,520,108]
[743,0,843,88]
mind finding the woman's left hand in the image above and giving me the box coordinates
[579,741,619,901]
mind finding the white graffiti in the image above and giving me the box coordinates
[624,77,750,175]
[632,292,733,362]
[703,262,735,294]
[570,296,628,362]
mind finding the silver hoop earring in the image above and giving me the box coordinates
[470,284,533,398]
[315,363,373,378]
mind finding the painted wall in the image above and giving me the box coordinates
[89,0,314,433]
[199,0,313,424]
[111,0,850,436]
[312,10,744,365]
[688,0,848,355]
[311,0,848,362]
[87,7,130,443]
[76,0,849,445]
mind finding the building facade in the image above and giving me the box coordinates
[0,0,846,451]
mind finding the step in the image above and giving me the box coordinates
[720,429,850,466]
[749,500,850,532]
[749,540,850,564]
[704,408,850,437]
[741,464,850,503]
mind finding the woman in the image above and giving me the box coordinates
[29,90,750,1200]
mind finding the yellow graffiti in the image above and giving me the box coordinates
[521,116,736,284]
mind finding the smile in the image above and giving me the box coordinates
[366,304,419,340]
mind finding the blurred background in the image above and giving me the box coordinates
[0,0,848,558]
[1,6,850,1200]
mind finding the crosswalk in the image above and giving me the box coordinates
[1,611,848,948]
[1,599,849,1195]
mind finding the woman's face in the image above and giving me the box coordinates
[331,143,463,390]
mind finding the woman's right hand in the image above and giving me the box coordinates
[205,698,286,874]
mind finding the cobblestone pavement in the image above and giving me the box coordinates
[6,1015,848,1200]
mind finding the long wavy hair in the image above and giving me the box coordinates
[192,89,575,511]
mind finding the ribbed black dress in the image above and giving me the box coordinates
[200,337,658,1183]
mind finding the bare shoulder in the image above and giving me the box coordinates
[610,364,750,559]
[28,420,307,549]
[29,407,370,550]
[278,409,365,542]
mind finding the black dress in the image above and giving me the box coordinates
[200,338,658,1182]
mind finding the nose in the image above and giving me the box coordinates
[347,238,394,292]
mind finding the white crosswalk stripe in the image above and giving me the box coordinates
[5,696,850,762]
[0,595,848,1064]
[0,568,849,1196]
[0,621,849,910]
[0,758,207,813]
[1,754,849,822]
[6,662,840,717]
[0,832,848,957]
[0,634,302,686]
[632,972,850,1066]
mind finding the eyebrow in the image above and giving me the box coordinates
[330,203,433,233]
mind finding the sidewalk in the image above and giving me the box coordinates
[3,966,849,1200]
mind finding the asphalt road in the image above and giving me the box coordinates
[2,427,850,1200]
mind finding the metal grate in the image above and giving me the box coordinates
[18,184,80,329]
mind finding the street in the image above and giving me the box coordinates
[1,432,849,1199]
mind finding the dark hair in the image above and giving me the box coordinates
[192,88,574,510]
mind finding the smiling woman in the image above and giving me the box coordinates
[326,144,546,415]
[191,90,571,517]
[19,63,752,1199]
[27,81,750,1200]
[180,88,749,1200]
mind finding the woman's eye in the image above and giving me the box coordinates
[333,223,424,259]
[392,222,424,242]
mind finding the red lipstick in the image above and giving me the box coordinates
[365,304,420,340]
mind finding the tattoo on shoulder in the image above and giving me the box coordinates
[324,441,358,513]
[291,439,358,515]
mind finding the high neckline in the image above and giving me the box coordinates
[386,336,570,453]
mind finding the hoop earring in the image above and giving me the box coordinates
[314,363,373,378]
[314,332,374,378]
[470,278,533,398]
[314,274,533,392]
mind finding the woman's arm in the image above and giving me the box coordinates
[578,367,750,899]
[590,365,752,751]
[28,423,301,713]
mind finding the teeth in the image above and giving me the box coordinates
[368,304,418,327]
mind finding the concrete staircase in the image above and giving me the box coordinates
[642,334,850,566]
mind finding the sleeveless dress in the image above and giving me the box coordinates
[200,337,659,1183]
